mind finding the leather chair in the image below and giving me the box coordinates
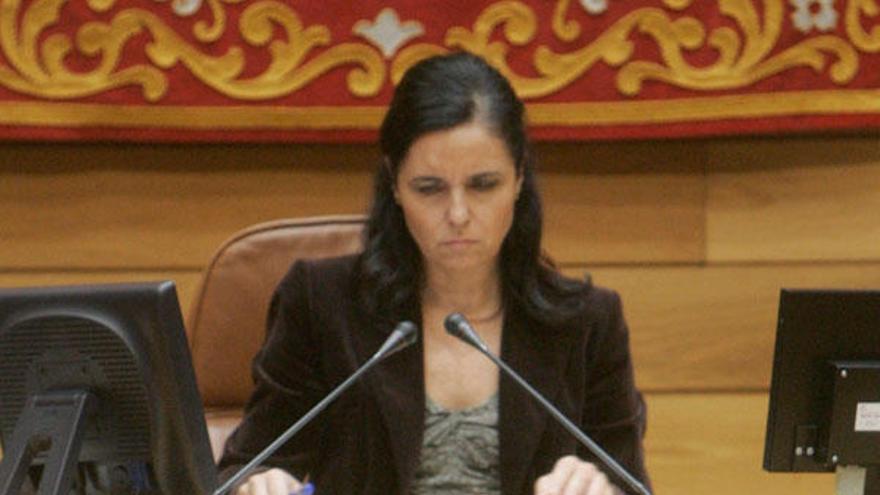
[186,215,366,461]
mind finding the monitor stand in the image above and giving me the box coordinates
[0,390,95,495]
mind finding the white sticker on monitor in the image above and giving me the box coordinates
[854,402,880,432]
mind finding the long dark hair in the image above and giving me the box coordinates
[357,52,586,326]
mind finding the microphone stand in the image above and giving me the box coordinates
[444,313,651,495]
[212,321,418,495]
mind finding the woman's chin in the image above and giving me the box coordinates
[429,253,497,274]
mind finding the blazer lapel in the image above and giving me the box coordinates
[355,305,425,495]
[499,309,578,495]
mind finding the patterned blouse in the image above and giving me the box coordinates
[411,393,502,495]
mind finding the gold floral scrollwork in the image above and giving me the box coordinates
[532,8,676,99]
[663,0,695,10]
[392,0,538,89]
[449,1,577,99]
[612,0,858,96]
[203,1,384,99]
[0,0,385,101]
[552,0,695,44]
[0,0,169,99]
[1,0,876,108]
[551,0,695,43]
[192,0,240,43]
[552,0,581,42]
[847,0,880,52]
[392,0,860,102]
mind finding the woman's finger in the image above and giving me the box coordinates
[266,470,298,495]
[583,469,611,495]
[234,469,301,495]
[559,462,592,495]
[246,475,268,495]
[534,455,579,494]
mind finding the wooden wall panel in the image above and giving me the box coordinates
[707,136,880,262]
[0,164,375,270]
[644,393,833,495]
[537,140,707,264]
[0,143,706,269]
[565,263,880,392]
[544,170,704,264]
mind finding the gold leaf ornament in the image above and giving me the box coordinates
[0,0,167,99]
[391,0,536,87]
[193,1,386,99]
[846,0,880,52]
[551,0,581,42]
[446,1,549,97]
[615,0,858,95]
[391,0,858,101]
[1,0,385,101]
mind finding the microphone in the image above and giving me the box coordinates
[213,320,418,495]
[444,313,651,495]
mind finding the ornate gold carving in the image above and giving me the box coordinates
[433,0,862,98]
[663,0,696,10]
[193,0,241,43]
[0,0,878,113]
[847,0,880,52]
[612,1,859,95]
[0,0,385,101]
[447,1,551,97]
[552,0,580,42]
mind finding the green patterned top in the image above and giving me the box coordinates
[411,393,501,495]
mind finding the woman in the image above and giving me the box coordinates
[219,52,649,495]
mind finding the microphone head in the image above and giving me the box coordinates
[443,312,468,337]
[443,313,488,351]
[376,320,418,359]
[395,320,418,346]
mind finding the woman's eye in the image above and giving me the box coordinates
[470,177,500,191]
[413,182,443,195]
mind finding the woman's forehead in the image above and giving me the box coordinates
[399,122,515,177]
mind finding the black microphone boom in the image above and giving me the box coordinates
[443,313,651,495]
[213,320,418,495]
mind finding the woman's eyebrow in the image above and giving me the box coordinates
[468,171,503,180]
[406,171,504,184]
[408,176,444,183]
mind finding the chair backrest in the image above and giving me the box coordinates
[186,215,366,409]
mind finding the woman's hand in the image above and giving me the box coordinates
[534,456,622,495]
[233,468,304,495]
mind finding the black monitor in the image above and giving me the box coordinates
[764,289,880,493]
[0,281,217,495]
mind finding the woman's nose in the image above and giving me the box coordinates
[447,189,470,226]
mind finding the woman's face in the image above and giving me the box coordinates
[394,120,523,277]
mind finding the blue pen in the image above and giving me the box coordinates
[291,482,314,495]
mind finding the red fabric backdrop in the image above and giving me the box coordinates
[1,0,879,142]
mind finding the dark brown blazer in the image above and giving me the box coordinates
[219,255,649,494]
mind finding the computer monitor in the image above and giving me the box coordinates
[764,289,880,492]
[0,281,217,495]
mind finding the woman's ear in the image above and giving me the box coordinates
[515,174,524,198]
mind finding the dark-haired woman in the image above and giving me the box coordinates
[220,52,650,495]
